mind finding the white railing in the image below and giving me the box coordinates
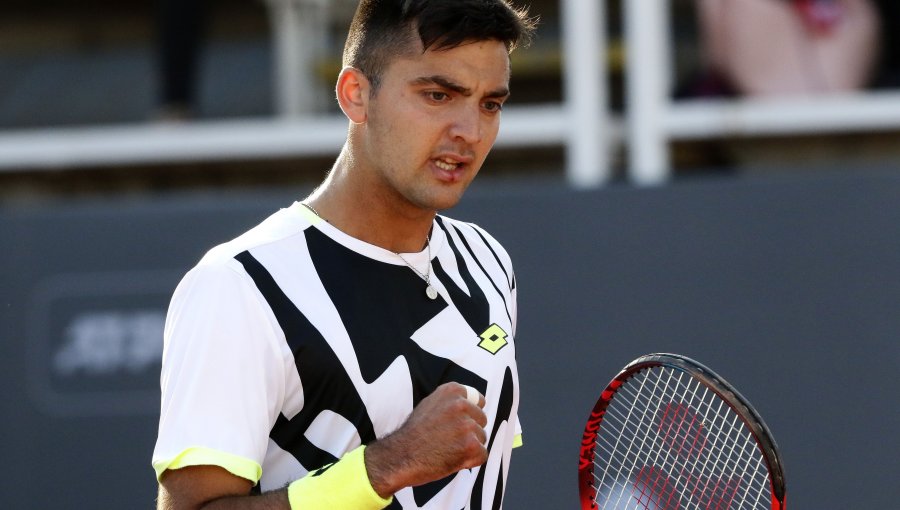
[0,104,589,171]
[0,0,898,186]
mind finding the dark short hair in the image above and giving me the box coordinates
[343,0,537,91]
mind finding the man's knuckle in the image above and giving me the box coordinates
[464,437,485,455]
[451,399,469,413]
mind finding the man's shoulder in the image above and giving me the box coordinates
[197,205,308,267]
[436,214,514,269]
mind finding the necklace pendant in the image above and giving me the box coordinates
[426,285,438,300]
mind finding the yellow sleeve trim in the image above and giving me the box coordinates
[513,433,523,448]
[153,446,263,484]
[287,445,392,510]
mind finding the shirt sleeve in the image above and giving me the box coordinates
[152,260,286,484]
[513,413,523,448]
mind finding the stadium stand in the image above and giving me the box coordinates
[0,0,898,193]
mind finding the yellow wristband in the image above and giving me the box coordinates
[287,445,393,510]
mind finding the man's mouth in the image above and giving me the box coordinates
[434,158,461,171]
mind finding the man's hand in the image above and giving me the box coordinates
[364,382,488,498]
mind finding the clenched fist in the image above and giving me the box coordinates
[364,382,488,498]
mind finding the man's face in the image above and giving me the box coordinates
[358,38,511,212]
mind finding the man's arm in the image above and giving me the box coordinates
[157,382,486,510]
[158,466,281,510]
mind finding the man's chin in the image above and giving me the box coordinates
[424,187,470,212]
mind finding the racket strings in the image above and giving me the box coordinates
[598,378,768,510]
[596,379,758,491]
[594,375,769,509]
[591,367,772,509]
[599,380,758,491]
[596,371,702,509]
[603,369,663,509]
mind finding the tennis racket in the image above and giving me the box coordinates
[578,353,786,510]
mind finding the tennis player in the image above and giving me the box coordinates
[152,1,535,509]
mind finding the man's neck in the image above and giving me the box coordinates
[304,151,435,254]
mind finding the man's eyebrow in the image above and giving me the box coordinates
[411,75,510,99]
[485,86,511,99]
[412,75,471,96]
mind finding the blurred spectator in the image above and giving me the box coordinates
[690,0,881,96]
[871,0,900,87]
[156,0,205,120]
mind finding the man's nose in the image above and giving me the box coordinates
[448,106,482,145]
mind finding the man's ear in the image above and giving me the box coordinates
[336,67,369,124]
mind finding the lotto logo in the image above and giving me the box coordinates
[477,323,509,354]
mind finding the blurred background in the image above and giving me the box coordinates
[1,0,898,508]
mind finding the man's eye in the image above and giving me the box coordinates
[427,91,449,101]
[484,101,504,112]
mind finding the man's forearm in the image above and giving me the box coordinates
[201,490,289,510]
[157,483,289,510]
